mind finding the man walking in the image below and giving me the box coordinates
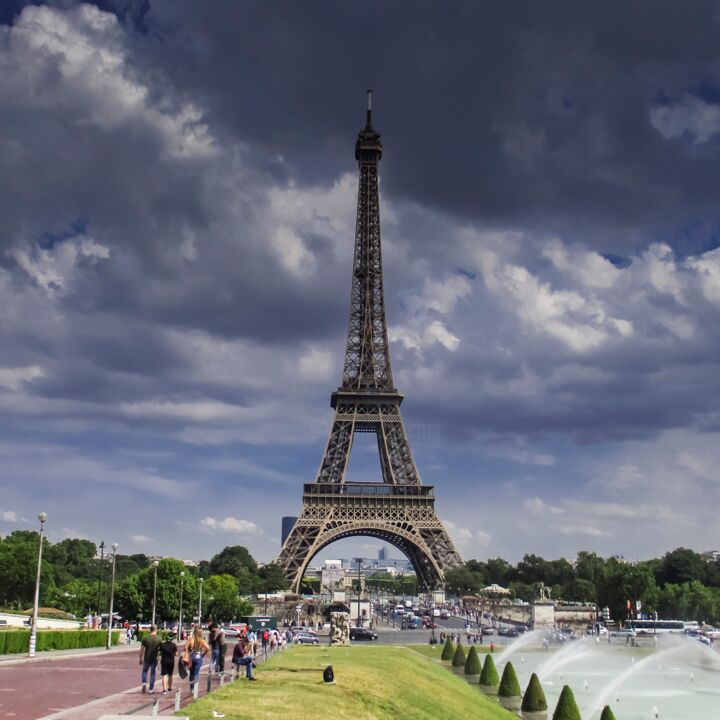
[138,625,161,693]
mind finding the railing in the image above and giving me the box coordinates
[304,483,434,498]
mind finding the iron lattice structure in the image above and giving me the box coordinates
[278,94,462,592]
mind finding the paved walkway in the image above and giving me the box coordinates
[0,643,268,719]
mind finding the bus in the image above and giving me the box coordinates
[625,619,698,635]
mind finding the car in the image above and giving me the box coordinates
[294,631,319,645]
[439,610,450,619]
[610,628,636,638]
[349,627,378,641]
[498,627,519,637]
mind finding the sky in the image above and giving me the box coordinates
[1,1,720,568]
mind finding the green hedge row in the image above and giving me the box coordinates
[0,630,120,654]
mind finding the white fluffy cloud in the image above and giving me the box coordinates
[201,517,260,534]
[651,94,720,144]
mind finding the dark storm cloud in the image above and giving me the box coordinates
[2,2,720,563]
[139,0,720,254]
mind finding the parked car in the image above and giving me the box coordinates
[350,627,378,641]
[295,631,319,645]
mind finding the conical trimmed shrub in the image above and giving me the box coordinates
[451,642,466,668]
[552,685,582,720]
[479,653,500,694]
[499,661,521,697]
[464,645,482,675]
[441,637,455,661]
[599,707,617,720]
[521,673,548,712]
[498,661,522,710]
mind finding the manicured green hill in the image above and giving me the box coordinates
[183,645,517,720]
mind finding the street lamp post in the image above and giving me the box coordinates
[96,540,105,617]
[106,543,118,650]
[178,571,185,639]
[28,512,48,658]
[355,558,362,626]
[151,560,159,627]
[197,577,204,626]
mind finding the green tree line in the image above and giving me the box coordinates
[0,532,286,623]
[444,548,720,624]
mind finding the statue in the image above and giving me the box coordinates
[536,582,552,601]
[329,611,350,645]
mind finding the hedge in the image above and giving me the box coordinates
[0,630,120,654]
[498,661,521,698]
[521,673,548,712]
[464,645,481,675]
[441,637,455,661]
[599,706,617,720]
[451,643,466,667]
[479,653,500,688]
[552,685,582,720]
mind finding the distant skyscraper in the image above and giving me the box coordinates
[281,516,298,547]
[378,546,387,561]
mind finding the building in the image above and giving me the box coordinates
[281,516,298,547]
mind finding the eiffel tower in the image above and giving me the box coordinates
[278,92,462,592]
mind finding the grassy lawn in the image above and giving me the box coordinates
[181,644,516,720]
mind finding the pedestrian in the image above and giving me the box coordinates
[232,637,257,680]
[208,623,227,673]
[158,631,177,695]
[184,625,209,691]
[247,627,257,656]
[138,625,161,694]
[261,629,269,657]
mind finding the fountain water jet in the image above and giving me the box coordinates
[538,638,592,682]
[583,644,692,719]
[493,630,546,665]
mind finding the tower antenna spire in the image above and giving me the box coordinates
[366,89,372,127]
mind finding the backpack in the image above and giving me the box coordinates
[262,630,269,641]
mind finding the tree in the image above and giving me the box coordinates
[209,546,258,577]
[440,637,454,660]
[552,685,582,720]
[498,661,521,698]
[451,642,466,668]
[444,566,485,596]
[0,531,54,607]
[464,645,481,675]
[203,574,244,622]
[46,579,98,617]
[521,673,548,712]
[656,548,707,586]
[479,654,500,691]
[115,573,144,620]
[152,558,198,624]
[258,562,287,593]
[484,557,514,586]
[599,706,617,720]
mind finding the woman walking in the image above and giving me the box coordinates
[184,626,209,692]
